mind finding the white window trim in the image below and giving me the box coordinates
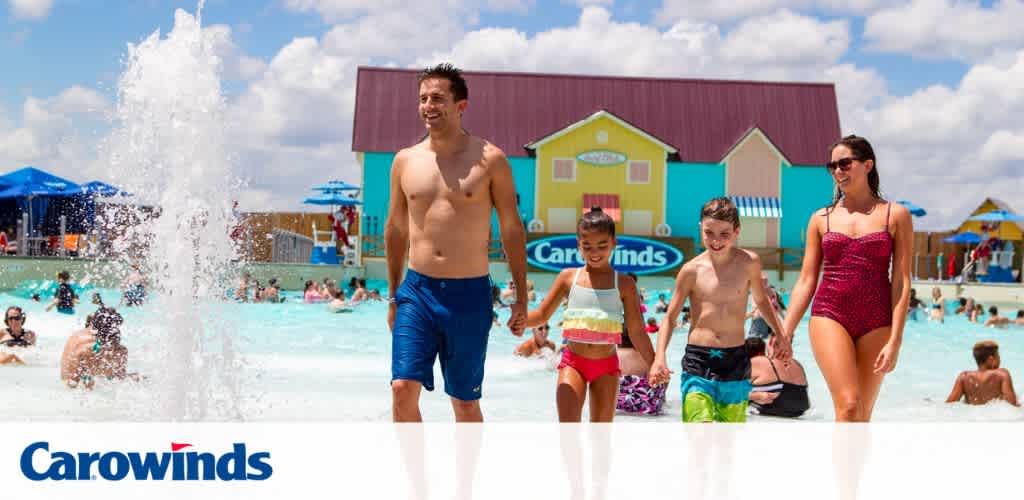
[552,157,577,182]
[626,160,651,185]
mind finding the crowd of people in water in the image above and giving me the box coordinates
[907,286,1023,327]
[232,272,384,310]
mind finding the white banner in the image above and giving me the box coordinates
[0,423,1018,499]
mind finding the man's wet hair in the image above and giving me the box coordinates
[973,340,999,366]
[577,206,616,237]
[701,197,740,229]
[1017,309,1024,319]
[959,297,968,306]
[92,307,123,347]
[989,306,999,316]
[418,63,468,102]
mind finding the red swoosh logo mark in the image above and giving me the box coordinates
[171,443,193,452]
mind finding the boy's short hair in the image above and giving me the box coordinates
[988,306,998,316]
[700,197,740,228]
[959,298,967,306]
[973,340,999,365]
[58,270,70,281]
[1017,309,1024,319]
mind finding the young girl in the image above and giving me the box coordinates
[526,207,655,422]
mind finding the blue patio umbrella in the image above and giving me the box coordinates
[303,193,362,207]
[897,200,927,217]
[312,180,360,192]
[967,210,1024,222]
[943,231,982,244]
[0,180,82,235]
[79,180,132,197]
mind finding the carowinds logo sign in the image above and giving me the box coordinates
[576,150,626,166]
[527,235,684,275]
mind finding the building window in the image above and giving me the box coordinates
[552,158,576,182]
[627,160,650,184]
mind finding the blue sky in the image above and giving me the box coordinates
[1,0,1022,230]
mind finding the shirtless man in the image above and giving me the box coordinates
[514,324,556,358]
[649,197,792,422]
[386,63,527,422]
[946,340,1018,406]
[984,306,1011,328]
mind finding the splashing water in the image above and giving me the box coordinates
[102,1,244,420]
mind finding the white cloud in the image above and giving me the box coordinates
[8,0,52,20]
[0,87,109,178]
[855,49,1024,228]
[656,0,898,23]
[417,7,853,81]
[863,0,1024,61]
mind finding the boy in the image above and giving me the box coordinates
[650,197,792,422]
[945,340,1018,406]
[984,306,1011,328]
[46,270,78,315]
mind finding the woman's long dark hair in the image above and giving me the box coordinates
[827,135,881,212]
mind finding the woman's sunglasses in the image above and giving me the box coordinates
[826,157,860,172]
[6,314,24,322]
[536,326,549,331]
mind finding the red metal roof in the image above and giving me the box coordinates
[352,67,841,166]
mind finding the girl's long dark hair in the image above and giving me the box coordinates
[827,135,881,212]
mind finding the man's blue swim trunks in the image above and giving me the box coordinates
[391,269,493,401]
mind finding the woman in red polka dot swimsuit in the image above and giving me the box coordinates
[782,135,913,422]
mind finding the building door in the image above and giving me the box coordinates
[623,210,653,235]
[738,217,767,248]
[548,208,577,233]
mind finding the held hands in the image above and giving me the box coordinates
[770,333,793,362]
[648,358,673,386]
[874,341,900,374]
[508,302,527,337]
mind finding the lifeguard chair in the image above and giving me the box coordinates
[310,220,339,265]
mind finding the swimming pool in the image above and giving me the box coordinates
[1,281,1022,422]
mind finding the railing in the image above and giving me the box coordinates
[271,228,314,264]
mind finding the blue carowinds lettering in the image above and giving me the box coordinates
[527,235,683,274]
[20,441,273,481]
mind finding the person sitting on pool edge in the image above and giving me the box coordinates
[46,270,78,314]
[945,340,1019,407]
[745,336,810,418]
[1,306,37,347]
[514,323,556,358]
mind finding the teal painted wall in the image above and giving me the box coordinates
[490,156,537,239]
[781,164,833,249]
[361,152,396,236]
[665,162,725,242]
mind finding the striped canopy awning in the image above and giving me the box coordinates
[730,196,782,218]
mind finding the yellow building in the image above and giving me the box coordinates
[526,110,677,236]
[955,198,1023,241]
